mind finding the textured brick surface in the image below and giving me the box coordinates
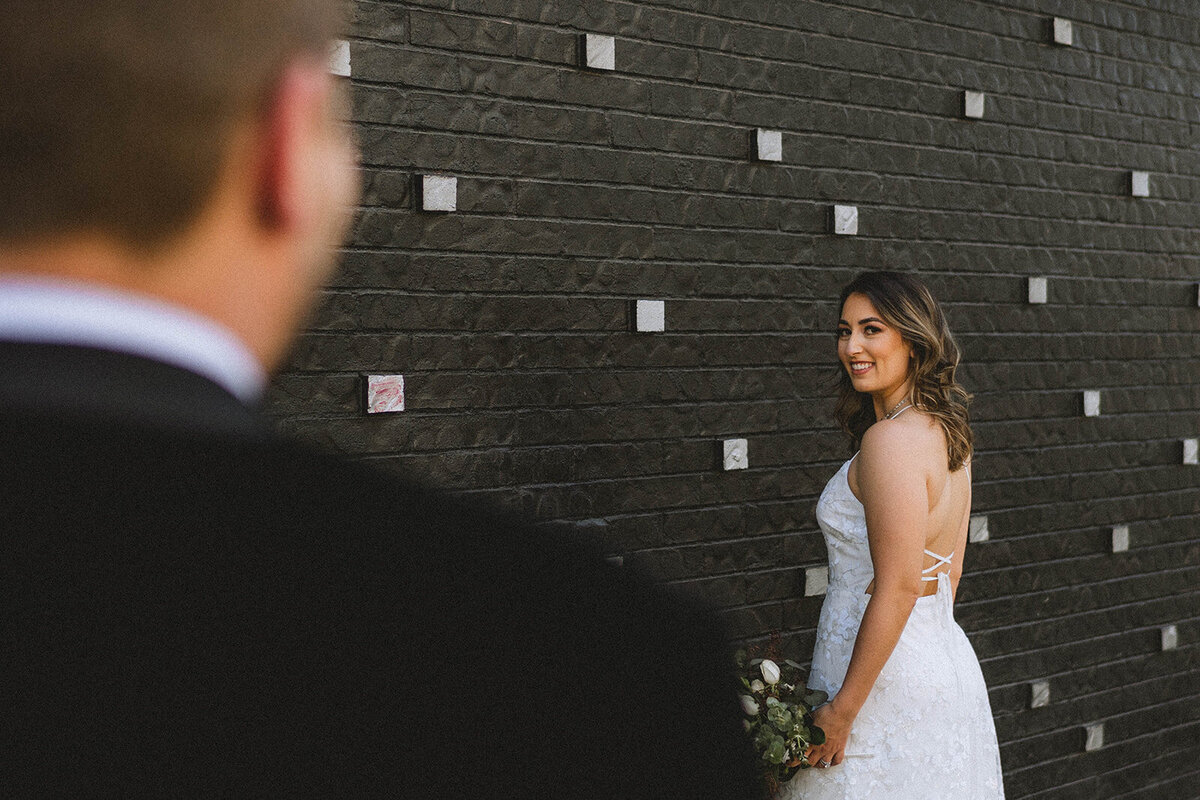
[271,2,1200,795]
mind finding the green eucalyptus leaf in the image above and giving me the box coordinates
[754,725,775,750]
[764,736,787,765]
[767,705,793,731]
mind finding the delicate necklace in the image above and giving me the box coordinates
[883,398,911,420]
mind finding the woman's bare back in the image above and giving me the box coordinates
[848,407,971,597]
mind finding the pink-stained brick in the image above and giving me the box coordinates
[366,374,405,414]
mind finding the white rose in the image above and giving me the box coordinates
[750,679,765,693]
[739,695,760,716]
[760,659,781,685]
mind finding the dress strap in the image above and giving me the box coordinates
[920,549,953,581]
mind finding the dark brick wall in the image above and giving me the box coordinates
[268,1,1200,796]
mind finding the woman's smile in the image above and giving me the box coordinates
[837,292,913,411]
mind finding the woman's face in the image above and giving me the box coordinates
[837,292,914,400]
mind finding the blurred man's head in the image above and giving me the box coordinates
[0,0,358,370]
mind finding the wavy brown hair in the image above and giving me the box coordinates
[834,271,973,471]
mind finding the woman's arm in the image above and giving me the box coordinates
[805,421,929,767]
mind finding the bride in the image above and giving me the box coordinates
[784,271,1004,798]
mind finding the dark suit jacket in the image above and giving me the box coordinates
[0,342,761,798]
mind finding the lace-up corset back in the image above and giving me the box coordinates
[815,406,965,595]
[816,459,959,594]
[920,548,954,583]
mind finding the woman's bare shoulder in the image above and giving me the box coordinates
[859,411,944,470]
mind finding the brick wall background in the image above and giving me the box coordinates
[267,1,1200,796]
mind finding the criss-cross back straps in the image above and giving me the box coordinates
[920,549,954,581]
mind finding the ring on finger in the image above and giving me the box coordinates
[818,758,830,768]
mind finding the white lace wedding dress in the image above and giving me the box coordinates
[782,454,1005,799]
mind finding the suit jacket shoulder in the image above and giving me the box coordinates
[0,410,761,798]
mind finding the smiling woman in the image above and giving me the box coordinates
[782,271,1004,799]
[837,294,914,421]
[833,271,973,472]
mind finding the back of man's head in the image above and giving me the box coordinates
[0,1,344,252]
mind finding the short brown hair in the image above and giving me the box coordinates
[0,1,344,250]
[833,271,974,471]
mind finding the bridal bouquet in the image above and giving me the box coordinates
[734,644,827,795]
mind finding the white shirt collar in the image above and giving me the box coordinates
[0,277,267,403]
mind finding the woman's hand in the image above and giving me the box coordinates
[802,701,854,769]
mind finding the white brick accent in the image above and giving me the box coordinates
[969,515,990,543]
[1083,390,1101,417]
[963,90,986,119]
[329,39,351,77]
[1031,680,1051,708]
[1028,276,1048,304]
[1052,18,1073,46]
[1084,722,1104,751]
[1111,524,1130,553]
[804,565,829,596]
[1184,438,1199,465]
[832,205,858,235]
[1161,624,1179,651]
[583,34,615,70]
[634,299,665,332]
[755,128,783,161]
[422,175,457,212]
[722,438,748,471]
[1130,171,1150,197]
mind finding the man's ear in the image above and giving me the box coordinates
[256,60,331,232]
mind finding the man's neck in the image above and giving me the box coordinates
[0,200,294,378]
[0,275,267,403]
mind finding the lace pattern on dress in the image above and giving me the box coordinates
[782,458,1005,800]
